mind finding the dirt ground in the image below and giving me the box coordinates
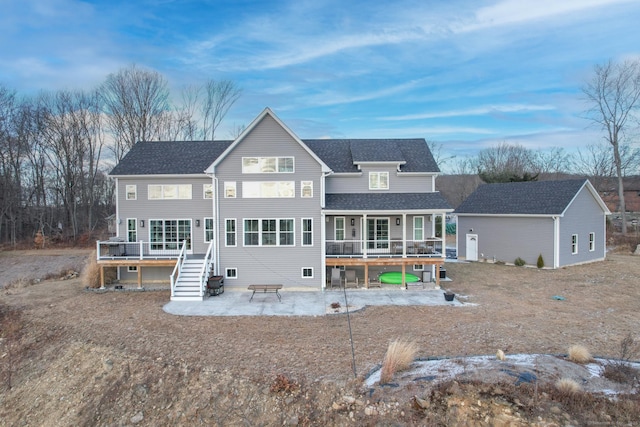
[1,248,640,426]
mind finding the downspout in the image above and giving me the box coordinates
[553,216,560,268]
[320,171,331,288]
[213,175,220,276]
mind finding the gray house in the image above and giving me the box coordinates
[101,108,452,300]
[454,179,610,268]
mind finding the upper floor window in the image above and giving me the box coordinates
[413,216,424,240]
[203,184,213,199]
[126,185,137,200]
[243,181,294,198]
[301,181,313,198]
[148,184,192,200]
[369,172,389,190]
[224,181,236,198]
[242,157,294,173]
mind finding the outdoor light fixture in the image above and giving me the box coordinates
[396,218,401,226]
[351,218,355,226]
[196,219,200,227]
[140,220,144,227]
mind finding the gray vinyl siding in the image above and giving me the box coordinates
[558,187,606,266]
[325,167,435,193]
[116,176,214,254]
[214,114,324,288]
[457,216,555,266]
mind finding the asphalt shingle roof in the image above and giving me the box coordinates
[454,179,589,215]
[110,138,441,176]
[326,192,452,211]
[110,140,232,175]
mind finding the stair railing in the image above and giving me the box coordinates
[198,240,215,298]
[169,240,188,298]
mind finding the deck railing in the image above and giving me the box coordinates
[198,241,215,296]
[96,240,186,260]
[170,240,188,298]
[325,238,443,258]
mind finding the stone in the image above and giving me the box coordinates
[130,412,144,424]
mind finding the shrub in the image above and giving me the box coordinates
[380,339,418,384]
[269,373,299,394]
[537,254,545,269]
[514,257,526,267]
[556,378,582,394]
[568,344,592,364]
[603,333,640,384]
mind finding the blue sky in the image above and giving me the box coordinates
[2,0,639,167]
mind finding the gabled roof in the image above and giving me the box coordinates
[109,108,442,176]
[304,139,440,173]
[207,108,331,174]
[325,192,452,211]
[454,179,609,216]
[110,140,232,176]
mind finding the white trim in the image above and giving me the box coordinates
[589,232,595,251]
[571,234,578,255]
[302,218,313,246]
[301,267,314,278]
[225,218,237,247]
[242,218,295,247]
[126,184,137,200]
[225,268,238,279]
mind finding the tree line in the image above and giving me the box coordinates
[0,65,240,246]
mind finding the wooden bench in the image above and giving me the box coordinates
[248,284,282,302]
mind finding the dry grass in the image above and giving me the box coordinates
[81,252,116,288]
[496,349,505,361]
[555,378,582,394]
[380,339,418,384]
[568,344,592,364]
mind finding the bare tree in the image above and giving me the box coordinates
[475,142,539,183]
[100,65,170,160]
[200,79,241,140]
[535,147,571,179]
[583,59,640,233]
[427,140,455,171]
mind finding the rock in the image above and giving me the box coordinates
[364,406,378,416]
[343,395,355,404]
[130,411,144,424]
[287,415,299,425]
[413,396,430,409]
[634,244,640,255]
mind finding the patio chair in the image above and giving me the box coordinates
[344,269,359,288]
[330,268,342,289]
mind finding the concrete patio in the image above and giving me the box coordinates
[163,286,463,317]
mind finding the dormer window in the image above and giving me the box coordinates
[369,172,389,190]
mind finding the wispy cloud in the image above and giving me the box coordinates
[380,104,557,121]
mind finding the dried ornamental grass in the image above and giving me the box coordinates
[82,251,102,288]
[379,339,418,384]
[555,378,582,394]
[568,344,592,364]
[496,349,505,361]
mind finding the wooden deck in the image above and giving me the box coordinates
[97,258,177,288]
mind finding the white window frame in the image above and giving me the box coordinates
[128,265,138,272]
[149,219,192,251]
[126,185,137,200]
[224,181,236,198]
[413,216,424,241]
[335,217,345,241]
[225,219,237,247]
[571,234,578,254]
[589,232,595,251]
[301,181,313,198]
[204,217,214,243]
[302,218,313,246]
[301,267,314,278]
[127,218,137,242]
[242,181,294,198]
[413,264,424,271]
[242,218,295,247]
[225,268,237,279]
[369,172,389,190]
[203,184,213,199]
[148,184,192,200]
[242,156,295,174]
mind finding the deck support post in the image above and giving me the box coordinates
[100,266,105,289]
[137,267,142,289]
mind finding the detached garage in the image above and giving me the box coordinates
[454,179,610,268]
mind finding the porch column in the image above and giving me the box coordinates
[100,266,105,289]
[362,214,368,259]
[402,263,407,289]
[402,213,407,257]
[364,264,369,289]
[137,267,142,289]
[441,213,446,252]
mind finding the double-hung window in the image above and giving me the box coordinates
[302,218,313,246]
[369,172,389,190]
[127,218,137,242]
[225,219,236,246]
[243,218,295,247]
[126,185,137,200]
[571,234,578,254]
[204,218,214,243]
[589,232,595,251]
